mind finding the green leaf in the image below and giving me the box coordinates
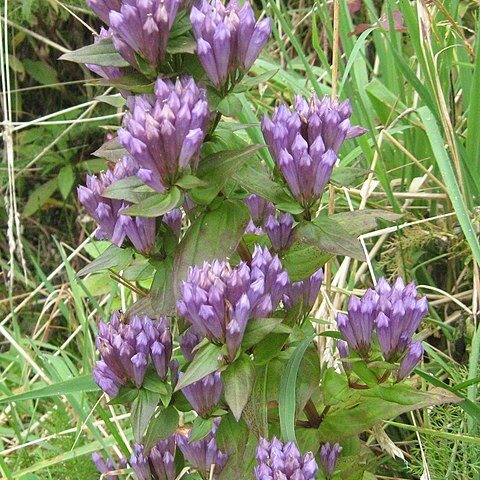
[23,178,58,217]
[239,69,279,88]
[23,59,59,87]
[99,73,154,94]
[189,145,262,205]
[92,138,128,161]
[223,354,256,421]
[150,259,176,316]
[296,218,366,261]
[175,343,224,391]
[253,333,290,365]
[95,94,126,107]
[232,158,293,205]
[175,174,207,189]
[143,371,171,396]
[60,38,130,67]
[242,364,269,438]
[323,369,350,407]
[0,375,98,404]
[77,244,134,277]
[167,35,196,54]
[189,417,214,442]
[281,242,331,282]
[144,405,179,450]
[58,164,75,199]
[102,176,151,203]
[330,167,371,187]
[242,318,285,350]
[173,199,250,298]
[331,210,403,236]
[131,389,160,443]
[217,94,243,117]
[121,187,183,217]
[108,386,140,405]
[319,385,462,442]
[279,336,315,443]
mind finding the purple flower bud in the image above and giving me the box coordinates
[255,437,317,480]
[177,246,289,360]
[177,418,229,475]
[264,213,294,252]
[320,442,342,478]
[262,94,366,204]
[149,436,177,480]
[397,341,424,381]
[102,0,182,68]
[284,268,323,311]
[119,77,209,192]
[179,327,203,362]
[181,371,223,416]
[337,340,352,373]
[191,0,271,89]
[244,194,276,228]
[163,208,182,238]
[93,312,172,396]
[92,452,127,479]
[130,444,152,480]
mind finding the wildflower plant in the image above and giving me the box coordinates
[60,1,463,478]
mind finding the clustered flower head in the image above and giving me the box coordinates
[244,194,276,229]
[284,267,324,311]
[118,77,209,193]
[262,94,366,205]
[180,371,223,417]
[130,438,176,480]
[177,245,289,361]
[77,156,156,256]
[92,452,127,480]
[93,312,173,397]
[176,418,229,476]
[254,436,318,480]
[190,0,271,89]
[87,0,182,69]
[320,442,342,478]
[336,277,427,380]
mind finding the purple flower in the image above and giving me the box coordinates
[190,0,271,89]
[92,452,127,479]
[320,442,342,478]
[179,326,204,362]
[285,268,323,311]
[254,436,318,480]
[262,94,366,204]
[177,245,289,361]
[92,312,172,397]
[86,28,124,80]
[176,418,229,475]
[397,341,424,380]
[86,0,121,24]
[337,340,352,373]
[130,437,176,480]
[163,208,182,238]
[118,77,209,193]
[180,371,223,417]
[107,0,181,68]
[264,213,294,252]
[130,444,151,480]
[77,156,156,256]
[244,194,275,228]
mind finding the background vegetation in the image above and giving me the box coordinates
[1,0,479,478]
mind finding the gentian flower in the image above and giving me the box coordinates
[284,267,323,310]
[179,326,203,362]
[130,438,176,480]
[118,77,209,193]
[254,436,318,479]
[190,0,271,89]
[77,156,156,256]
[180,371,223,417]
[92,312,172,397]
[262,94,366,205]
[176,418,229,476]
[320,442,342,478]
[264,212,295,252]
[92,452,127,479]
[177,245,289,361]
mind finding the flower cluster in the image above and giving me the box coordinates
[320,442,342,479]
[176,419,229,476]
[180,371,223,417]
[190,0,271,89]
[284,267,324,311]
[262,94,366,205]
[87,0,182,69]
[177,245,289,361]
[254,437,318,480]
[336,277,427,380]
[77,156,156,256]
[93,312,173,397]
[118,77,209,193]
[130,439,176,480]
[92,452,127,479]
